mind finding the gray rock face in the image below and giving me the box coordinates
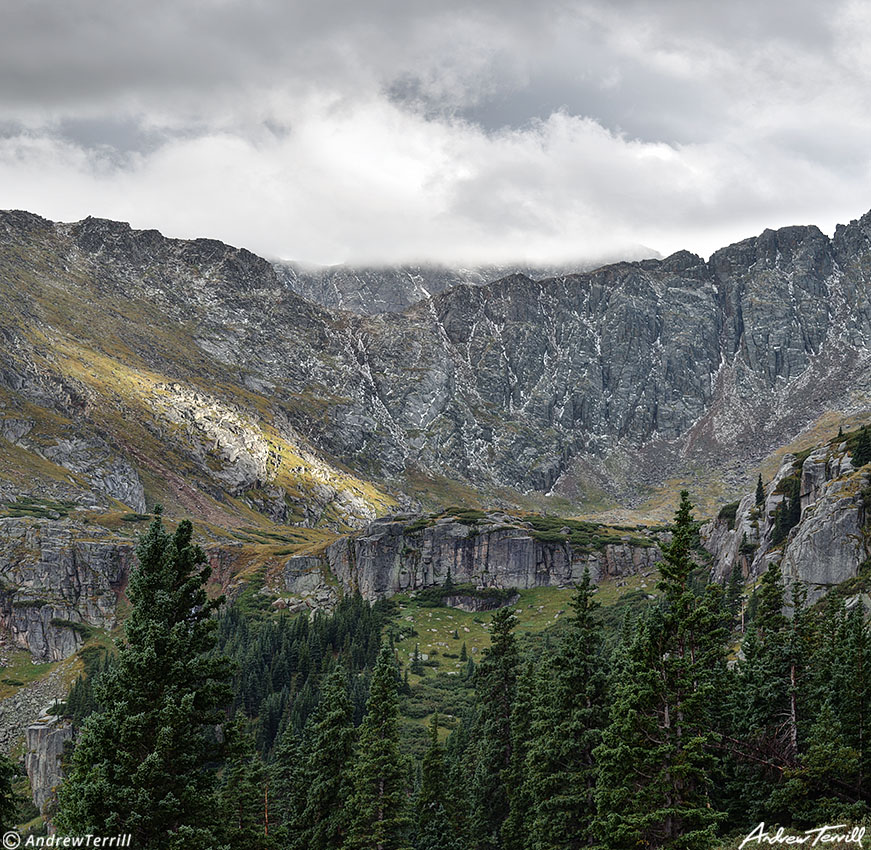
[702,441,871,603]
[25,711,73,813]
[273,261,606,315]
[322,515,660,601]
[0,517,133,660]
[4,209,871,512]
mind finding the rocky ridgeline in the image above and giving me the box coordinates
[702,436,871,603]
[284,511,662,602]
[273,260,612,315]
[5,209,871,512]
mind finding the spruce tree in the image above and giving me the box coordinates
[502,660,536,850]
[726,561,744,630]
[55,512,231,848]
[415,715,461,850]
[469,606,518,850]
[595,491,727,849]
[302,665,356,850]
[526,567,608,850]
[345,645,411,850]
[0,753,16,831]
[268,725,306,850]
[755,474,765,506]
[216,718,272,849]
[854,426,871,467]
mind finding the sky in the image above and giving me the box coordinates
[2,0,871,266]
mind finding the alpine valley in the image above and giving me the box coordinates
[5,206,871,839]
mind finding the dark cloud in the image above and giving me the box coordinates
[0,0,869,264]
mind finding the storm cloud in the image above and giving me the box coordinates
[1,0,870,264]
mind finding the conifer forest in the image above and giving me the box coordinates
[13,492,865,849]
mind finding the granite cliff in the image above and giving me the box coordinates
[702,428,871,604]
[309,511,661,601]
[5,208,871,520]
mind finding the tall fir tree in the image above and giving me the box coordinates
[526,567,609,850]
[302,665,356,850]
[0,753,16,831]
[268,724,306,850]
[469,606,519,850]
[55,511,231,849]
[502,660,536,850]
[415,715,461,850]
[726,561,744,630]
[595,491,727,850]
[755,475,765,506]
[216,718,273,849]
[345,646,411,850]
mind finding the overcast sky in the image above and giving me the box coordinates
[2,0,871,265]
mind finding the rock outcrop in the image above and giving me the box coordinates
[0,517,134,660]
[319,514,661,601]
[25,709,73,814]
[702,436,871,603]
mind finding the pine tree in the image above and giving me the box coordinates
[460,642,468,662]
[302,666,356,850]
[469,606,518,850]
[502,660,536,850]
[755,474,765,506]
[726,561,744,630]
[415,715,461,850]
[726,562,798,824]
[526,567,608,850]
[410,644,425,676]
[0,753,17,831]
[854,426,871,467]
[55,512,231,848]
[345,645,411,850]
[268,725,306,850]
[595,491,727,849]
[217,718,272,849]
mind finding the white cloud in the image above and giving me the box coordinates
[1,1,871,264]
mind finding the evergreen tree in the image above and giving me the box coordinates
[55,512,231,849]
[217,719,272,849]
[725,563,801,824]
[460,642,468,662]
[756,474,765,506]
[503,660,536,850]
[0,753,17,831]
[302,666,356,850]
[469,606,518,850]
[595,492,727,850]
[268,725,306,850]
[410,644,425,676]
[346,645,411,850]
[726,561,744,630]
[853,426,871,467]
[526,568,608,850]
[415,715,461,850]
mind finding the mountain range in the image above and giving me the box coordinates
[3,207,871,529]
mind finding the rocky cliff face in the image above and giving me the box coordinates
[306,512,661,601]
[5,208,871,520]
[274,260,599,315]
[25,710,73,814]
[702,435,871,603]
[0,517,134,660]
